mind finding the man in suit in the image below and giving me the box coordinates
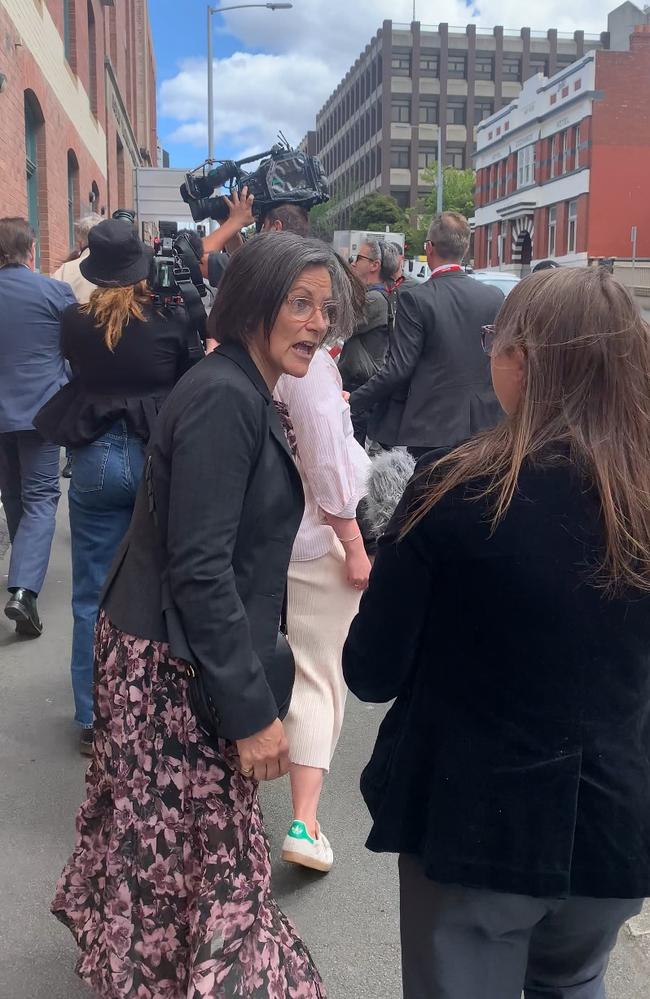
[350,212,504,457]
[0,218,76,636]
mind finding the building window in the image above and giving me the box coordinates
[502,56,520,82]
[445,146,465,170]
[447,53,466,79]
[529,57,548,76]
[517,144,535,188]
[63,0,76,70]
[420,51,439,77]
[562,128,571,173]
[446,98,466,125]
[391,146,410,169]
[575,123,581,169]
[496,161,503,198]
[487,226,493,265]
[87,0,98,115]
[116,136,126,209]
[391,52,411,77]
[550,134,558,178]
[567,200,578,253]
[548,206,557,257]
[419,99,439,124]
[391,100,411,123]
[418,148,437,170]
[24,92,43,269]
[475,54,494,80]
[475,99,494,122]
[67,150,80,249]
[391,190,410,209]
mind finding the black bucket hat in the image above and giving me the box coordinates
[80,219,152,288]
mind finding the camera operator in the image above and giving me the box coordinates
[34,219,196,756]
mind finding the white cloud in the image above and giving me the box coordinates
[160,0,617,161]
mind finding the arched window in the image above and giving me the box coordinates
[24,91,45,269]
[67,150,80,249]
[90,180,100,211]
[87,0,97,114]
[63,0,76,71]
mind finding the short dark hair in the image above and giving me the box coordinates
[0,218,36,266]
[207,231,361,347]
[257,203,311,237]
[426,211,471,262]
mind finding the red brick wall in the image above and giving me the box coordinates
[589,43,650,257]
[0,4,106,274]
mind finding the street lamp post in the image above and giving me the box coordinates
[207,3,293,163]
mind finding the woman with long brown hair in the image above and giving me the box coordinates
[343,267,650,999]
[36,219,193,754]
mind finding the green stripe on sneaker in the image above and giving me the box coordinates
[288,820,314,843]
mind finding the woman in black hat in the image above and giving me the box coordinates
[35,219,194,755]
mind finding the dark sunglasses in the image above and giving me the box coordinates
[481,324,497,356]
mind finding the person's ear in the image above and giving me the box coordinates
[272,220,283,232]
[27,242,36,271]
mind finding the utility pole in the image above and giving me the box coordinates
[436,127,443,214]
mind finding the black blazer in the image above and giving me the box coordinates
[350,272,504,449]
[102,342,304,741]
[343,455,650,899]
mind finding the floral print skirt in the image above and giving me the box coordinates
[52,612,326,999]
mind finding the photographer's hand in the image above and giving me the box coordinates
[200,187,255,279]
[223,186,255,229]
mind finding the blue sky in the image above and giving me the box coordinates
[149,0,610,170]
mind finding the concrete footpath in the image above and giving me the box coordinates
[1,493,649,998]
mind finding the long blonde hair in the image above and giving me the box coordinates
[403,267,650,594]
[81,280,150,350]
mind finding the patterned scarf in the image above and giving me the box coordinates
[273,400,298,458]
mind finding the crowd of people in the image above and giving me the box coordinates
[1,194,650,999]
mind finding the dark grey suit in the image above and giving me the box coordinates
[102,342,304,741]
[0,265,76,594]
[350,271,504,450]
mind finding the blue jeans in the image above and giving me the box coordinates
[0,430,61,593]
[69,421,145,726]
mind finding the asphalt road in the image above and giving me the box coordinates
[1,491,649,999]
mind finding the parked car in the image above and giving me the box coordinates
[472,271,521,297]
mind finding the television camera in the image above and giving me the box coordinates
[149,221,208,361]
[180,138,329,224]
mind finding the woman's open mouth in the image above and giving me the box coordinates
[291,341,317,358]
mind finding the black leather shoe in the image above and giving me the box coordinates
[4,589,43,638]
[61,457,73,479]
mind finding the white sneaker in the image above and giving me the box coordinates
[281,819,334,873]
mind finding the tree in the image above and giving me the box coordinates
[420,165,476,219]
[309,200,339,243]
[349,193,404,232]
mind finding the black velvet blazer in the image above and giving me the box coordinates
[102,342,303,742]
[343,455,650,899]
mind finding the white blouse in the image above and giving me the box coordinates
[275,349,371,562]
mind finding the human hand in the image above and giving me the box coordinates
[236,718,289,781]
[342,390,350,402]
[224,185,255,229]
[345,544,371,592]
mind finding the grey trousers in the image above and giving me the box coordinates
[0,430,60,594]
[399,854,643,999]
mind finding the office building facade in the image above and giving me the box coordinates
[314,19,610,218]
[0,0,157,274]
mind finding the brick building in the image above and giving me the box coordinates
[473,26,650,272]
[0,0,157,275]
[312,18,609,219]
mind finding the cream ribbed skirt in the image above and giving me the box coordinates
[284,540,362,771]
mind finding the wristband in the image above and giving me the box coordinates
[337,532,362,544]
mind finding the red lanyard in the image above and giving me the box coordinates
[430,264,462,277]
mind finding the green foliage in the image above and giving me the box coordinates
[309,200,338,243]
[349,193,404,232]
[420,165,476,219]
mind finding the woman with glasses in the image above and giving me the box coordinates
[344,267,650,999]
[275,278,371,871]
[52,233,360,999]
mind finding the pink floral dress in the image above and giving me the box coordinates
[52,611,326,999]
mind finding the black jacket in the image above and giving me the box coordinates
[343,455,650,899]
[350,271,504,449]
[102,342,304,741]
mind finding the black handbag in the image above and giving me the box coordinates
[145,455,295,746]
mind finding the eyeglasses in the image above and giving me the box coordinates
[350,253,376,265]
[481,324,497,356]
[286,295,338,328]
